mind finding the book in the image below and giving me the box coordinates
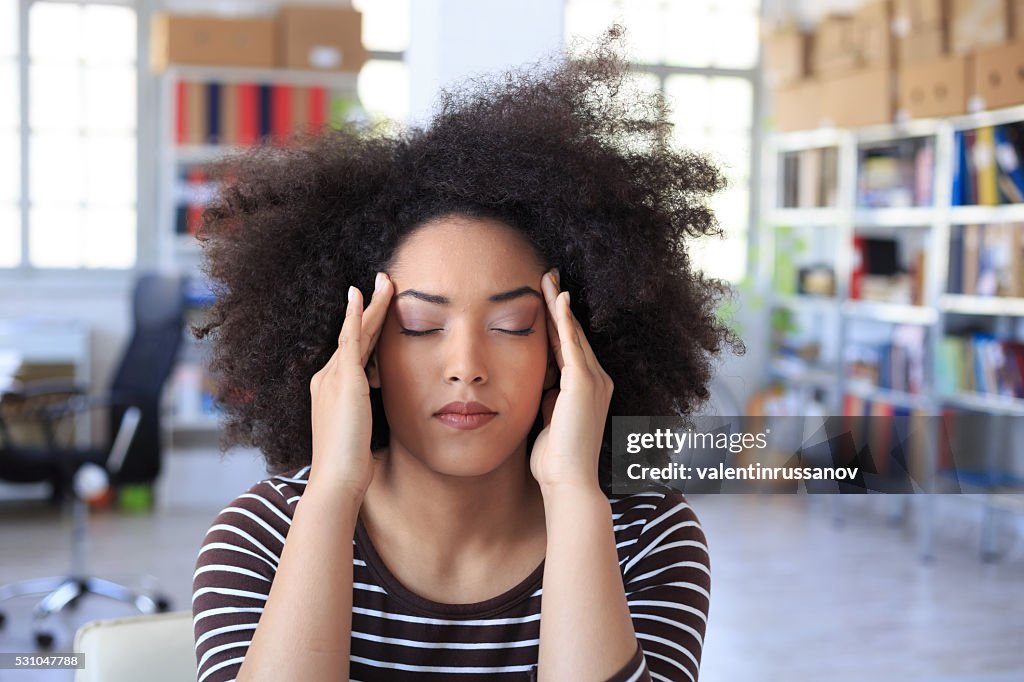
[206,82,220,145]
[238,83,257,145]
[272,84,292,141]
[220,83,238,146]
[994,124,1024,203]
[974,126,999,206]
[962,224,981,295]
[947,224,964,294]
[258,84,273,140]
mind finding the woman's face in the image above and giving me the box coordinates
[367,214,555,478]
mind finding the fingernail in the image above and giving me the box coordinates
[348,285,357,302]
[374,272,385,291]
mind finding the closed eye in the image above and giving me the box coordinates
[399,327,441,337]
[399,326,535,337]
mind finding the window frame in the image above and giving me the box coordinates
[561,0,764,285]
[629,59,763,286]
[2,0,408,289]
[3,0,142,288]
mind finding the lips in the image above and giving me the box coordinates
[433,401,497,431]
[434,401,496,416]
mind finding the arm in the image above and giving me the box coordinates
[538,488,711,682]
[536,483,641,681]
[532,272,709,679]
[235,482,362,681]
[195,275,392,681]
[191,480,362,682]
[532,271,644,680]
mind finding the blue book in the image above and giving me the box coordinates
[258,84,273,140]
[206,81,220,145]
[952,131,964,206]
[994,125,1024,203]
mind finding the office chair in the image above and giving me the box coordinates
[0,271,188,649]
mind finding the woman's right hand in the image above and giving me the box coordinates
[308,271,393,497]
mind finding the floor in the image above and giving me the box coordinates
[0,449,1022,682]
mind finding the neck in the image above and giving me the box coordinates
[362,441,545,569]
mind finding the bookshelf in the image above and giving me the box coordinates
[154,65,362,436]
[760,103,1024,558]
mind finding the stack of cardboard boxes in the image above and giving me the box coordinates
[768,0,1024,131]
[151,5,367,74]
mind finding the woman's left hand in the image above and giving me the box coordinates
[529,269,614,492]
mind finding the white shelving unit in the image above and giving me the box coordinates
[154,65,361,437]
[760,103,1024,561]
[156,65,360,272]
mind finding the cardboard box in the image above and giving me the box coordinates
[763,27,814,86]
[773,80,823,131]
[972,40,1024,109]
[898,54,971,118]
[893,0,947,32]
[1013,0,1024,39]
[151,14,275,71]
[898,28,947,63]
[854,0,894,69]
[814,15,860,76]
[950,0,1009,54]
[276,6,366,72]
[821,67,894,127]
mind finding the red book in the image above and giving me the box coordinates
[938,407,956,473]
[870,400,894,475]
[175,80,188,144]
[186,166,207,237]
[850,235,864,300]
[309,86,326,131]
[238,83,257,146]
[272,84,292,142]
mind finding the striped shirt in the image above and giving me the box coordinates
[192,465,711,682]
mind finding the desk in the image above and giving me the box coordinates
[0,317,92,447]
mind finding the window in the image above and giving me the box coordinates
[0,1,19,267]
[352,0,410,125]
[3,0,138,271]
[564,0,760,284]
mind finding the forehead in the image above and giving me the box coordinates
[390,215,544,276]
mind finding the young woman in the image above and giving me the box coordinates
[191,28,744,682]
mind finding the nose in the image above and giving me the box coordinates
[442,323,488,385]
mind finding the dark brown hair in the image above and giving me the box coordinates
[193,26,746,490]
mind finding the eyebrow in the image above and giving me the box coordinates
[394,286,543,305]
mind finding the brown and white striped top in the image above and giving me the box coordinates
[192,465,711,682]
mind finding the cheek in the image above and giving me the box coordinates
[502,337,550,388]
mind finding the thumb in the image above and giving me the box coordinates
[540,387,558,428]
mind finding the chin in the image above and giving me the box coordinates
[410,433,526,479]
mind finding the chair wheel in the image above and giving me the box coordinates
[155,597,171,612]
[35,632,55,650]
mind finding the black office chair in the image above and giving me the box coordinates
[0,271,188,649]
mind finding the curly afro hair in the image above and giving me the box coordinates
[193,26,746,490]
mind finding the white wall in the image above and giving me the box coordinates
[407,0,565,126]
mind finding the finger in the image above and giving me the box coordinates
[541,271,565,370]
[567,305,601,375]
[338,285,364,366]
[553,290,587,371]
[360,272,394,366]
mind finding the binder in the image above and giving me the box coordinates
[272,84,292,140]
[206,81,221,145]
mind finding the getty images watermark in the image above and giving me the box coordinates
[610,415,1024,495]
